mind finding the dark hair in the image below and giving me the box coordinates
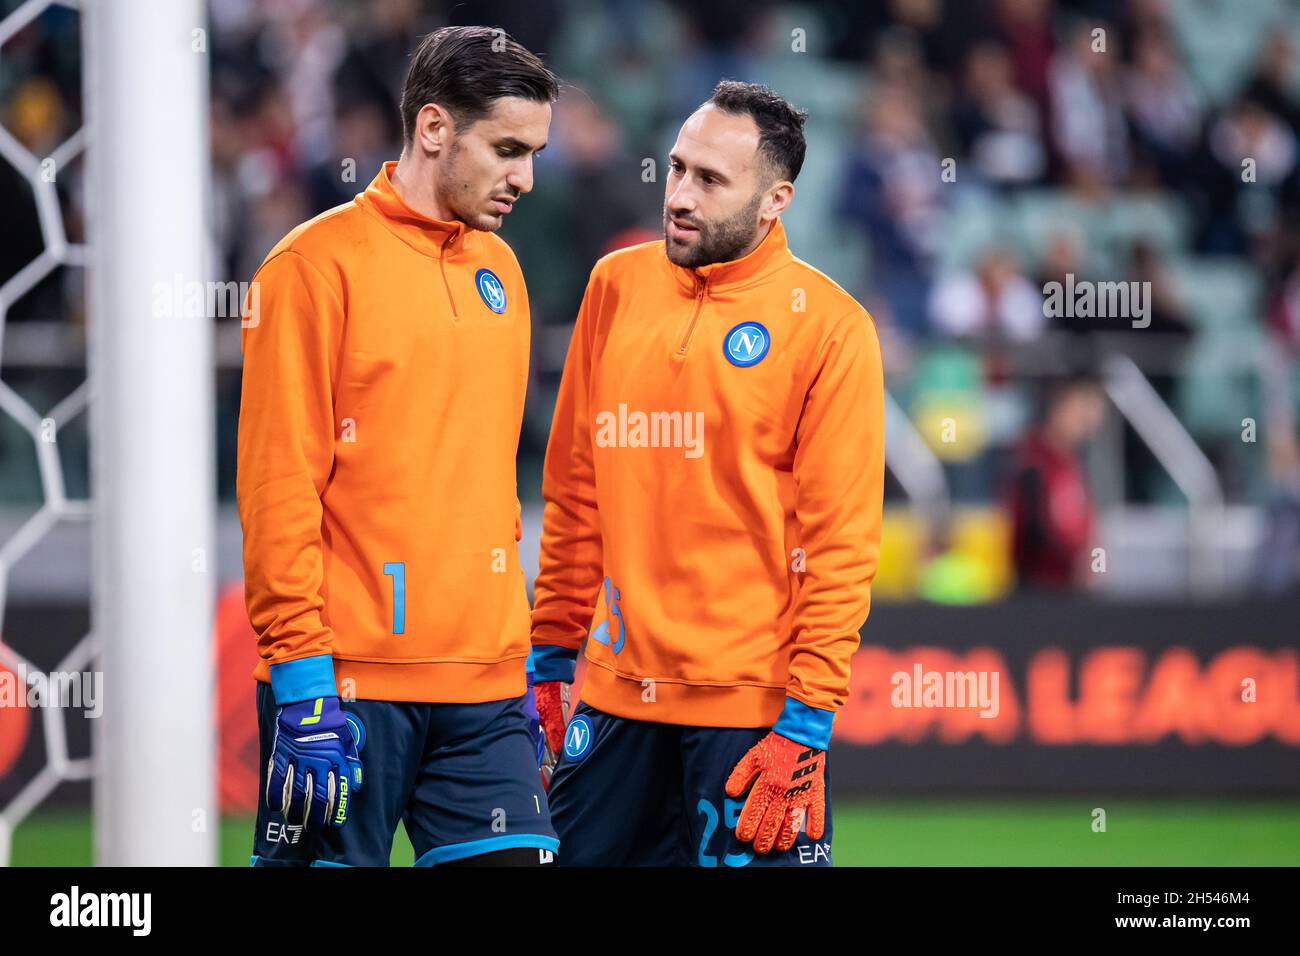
[400,26,559,143]
[1039,369,1102,421]
[705,80,808,182]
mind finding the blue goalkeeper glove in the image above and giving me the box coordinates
[266,659,364,830]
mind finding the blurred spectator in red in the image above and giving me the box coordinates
[929,246,1044,341]
[1006,373,1105,589]
[992,0,1054,112]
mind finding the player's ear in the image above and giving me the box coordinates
[414,102,454,158]
[762,180,794,223]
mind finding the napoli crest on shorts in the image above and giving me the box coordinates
[724,322,770,367]
[475,268,507,314]
[564,714,594,762]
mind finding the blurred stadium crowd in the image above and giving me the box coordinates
[2,0,1300,596]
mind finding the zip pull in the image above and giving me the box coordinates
[677,277,708,354]
[440,231,459,318]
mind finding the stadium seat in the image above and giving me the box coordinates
[1164,257,1263,331]
[1101,193,1192,257]
[1166,0,1287,101]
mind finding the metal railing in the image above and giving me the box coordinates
[1101,352,1226,593]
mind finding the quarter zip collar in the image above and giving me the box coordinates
[356,160,474,260]
[667,217,794,296]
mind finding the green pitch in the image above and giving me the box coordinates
[11,801,1300,866]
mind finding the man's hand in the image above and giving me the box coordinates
[725,731,826,854]
[528,646,578,790]
[266,696,363,830]
[533,679,571,790]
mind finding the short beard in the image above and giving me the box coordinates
[436,139,500,233]
[664,190,764,268]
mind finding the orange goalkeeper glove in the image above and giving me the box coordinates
[534,679,571,790]
[529,646,577,790]
[725,729,827,854]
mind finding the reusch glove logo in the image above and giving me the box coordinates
[334,776,350,826]
[266,696,364,831]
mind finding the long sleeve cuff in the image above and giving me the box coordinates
[773,696,835,750]
[531,644,579,683]
[269,654,337,704]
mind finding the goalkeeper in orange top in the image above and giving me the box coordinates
[529,81,884,865]
[240,27,560,867]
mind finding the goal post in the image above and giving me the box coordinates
[85,0,216,866]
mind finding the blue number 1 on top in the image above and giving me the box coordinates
[383,562,405,634]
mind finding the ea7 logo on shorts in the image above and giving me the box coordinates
[266,821,303,845]
[724,322,770,367]
[797,842,832,865]
[475,268,507,314]
[564,714,594,762]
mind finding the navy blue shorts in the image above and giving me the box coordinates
[547,703,833,867]
[252,683,558,866]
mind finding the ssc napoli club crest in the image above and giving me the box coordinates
[724,322,770,367]
[564,714,594,762]
[475,268,507,314]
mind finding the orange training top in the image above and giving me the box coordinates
[238,161,532,705]
[530,218,884,744]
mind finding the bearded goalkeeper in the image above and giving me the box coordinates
[530,81,884,866]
